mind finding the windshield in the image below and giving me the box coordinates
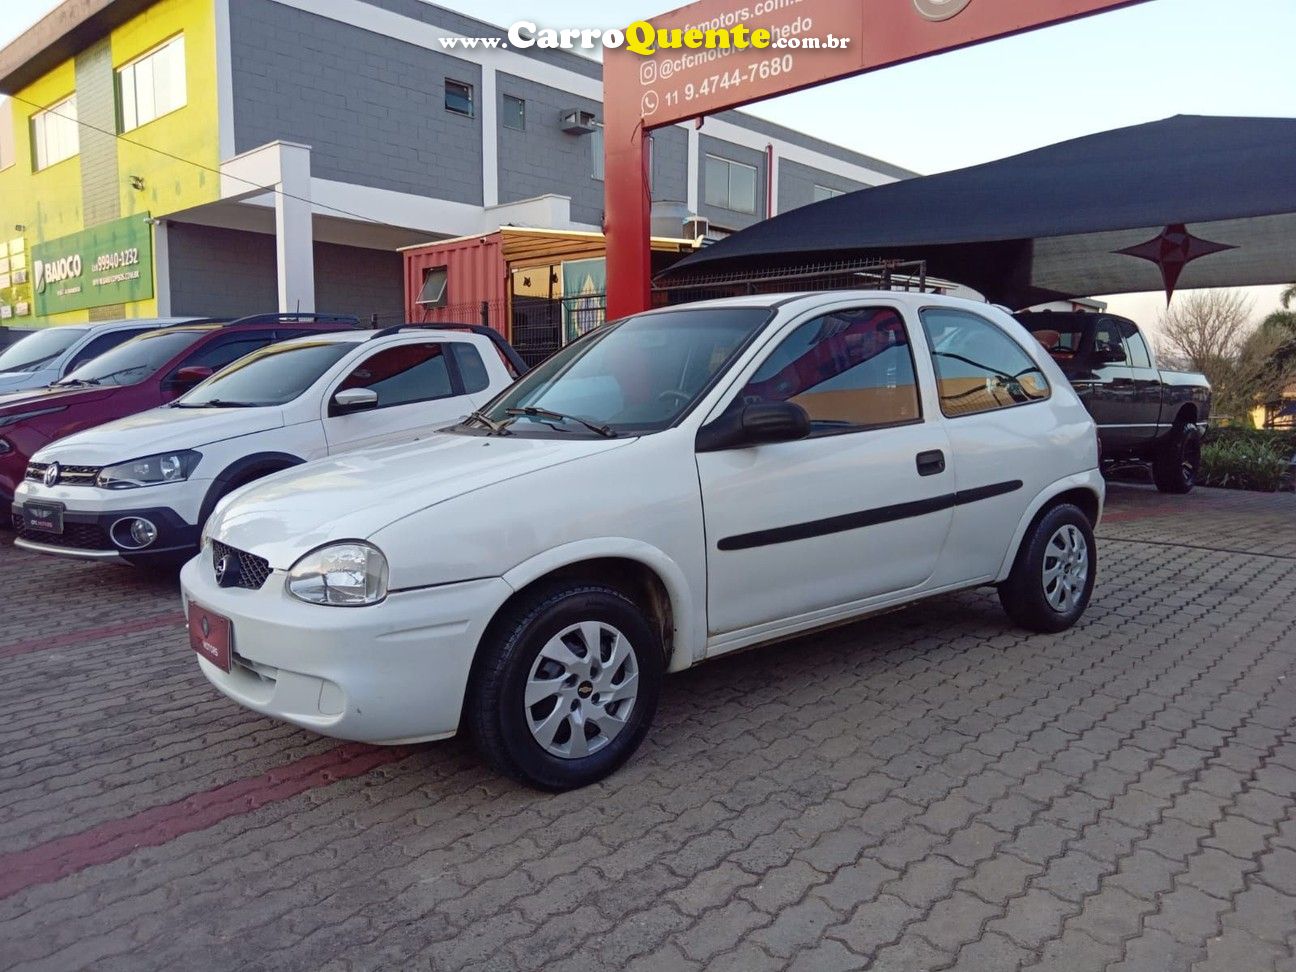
[1018,315,1087,361]
[176,340,354,407]
[478,307,771,435]
[0,328,87,373]
[59,329,207,387]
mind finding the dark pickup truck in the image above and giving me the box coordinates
[1017,310,1212,493]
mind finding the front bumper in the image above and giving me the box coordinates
[12,479,206,561]
[180,553,515,744]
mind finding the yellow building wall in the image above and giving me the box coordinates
[0,0,219,326]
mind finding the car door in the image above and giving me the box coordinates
[917,306,1059,587]
[322,340,467,453]
[696,303,954,637]
[1076,316,1137,451]
[1118,320,1162,444]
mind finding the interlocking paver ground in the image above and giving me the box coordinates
[1,483,1294,970]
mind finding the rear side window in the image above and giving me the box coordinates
[337,343,454,408]
[1119,320,1153,368]
[66,328,145,372]
[448,342,491,394]
[739,307,920,434]
[1093,318,1130,365]
[920,308,1050,417]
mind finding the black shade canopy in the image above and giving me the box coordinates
[664,115,1296,308]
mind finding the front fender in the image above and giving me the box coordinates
[994,469,1105,582]
[501,537,703,672]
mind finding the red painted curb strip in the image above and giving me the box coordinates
[0,613,184,660]
[0,742,414,900]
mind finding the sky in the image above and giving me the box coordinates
[3,0,1293,332]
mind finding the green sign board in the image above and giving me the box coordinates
[32,214,154,316]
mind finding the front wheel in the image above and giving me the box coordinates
[998,503,1096,633]
[467,583,663,791]
[1152,422,1201,494]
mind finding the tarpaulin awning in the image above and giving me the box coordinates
[662,115,1296,308]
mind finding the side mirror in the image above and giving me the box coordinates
[696,401,811,452]
[332,387,379,415]
[171,365,213,389]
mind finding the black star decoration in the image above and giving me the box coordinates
[1114,223,1236,303]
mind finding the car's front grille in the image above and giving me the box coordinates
[13,514,112,550]
[211,539,273,590]
[25,462,101,485]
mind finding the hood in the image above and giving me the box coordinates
[33,405,286,466]
[211,431,636,568]
[0,370,54,392]
[0,383,116,414]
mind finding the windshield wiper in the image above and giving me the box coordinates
[462,409,511,435]
[51,377,101,388]
[173,399,260,408]
[504,406,617,438]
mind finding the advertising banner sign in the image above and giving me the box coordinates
[32,215,154,316]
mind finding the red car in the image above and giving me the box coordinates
[0,313,358,520]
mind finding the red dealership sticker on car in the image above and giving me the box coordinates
[188,602,232,672]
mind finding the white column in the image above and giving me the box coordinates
[153,219,171,316]
[685,123,699,215]
[274,143,315,313]
[767,146,780,218]
[481,66,498,208]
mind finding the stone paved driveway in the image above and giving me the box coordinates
[1,484,1294,971]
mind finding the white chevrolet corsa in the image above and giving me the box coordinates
[182,293,1104,790]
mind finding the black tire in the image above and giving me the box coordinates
[1152,422,1201,494]
[467,582,663,791]
[998,503,1096,633]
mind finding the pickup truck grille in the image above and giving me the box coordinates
[25,462,101,486]
[211,540,272,591]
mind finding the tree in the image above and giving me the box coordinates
[1155,290,1255,398]
[1281,283,1296,310]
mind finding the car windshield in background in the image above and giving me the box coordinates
[176,341,354,408]
[477,307,771,436]
[59,329,208,387]
[1019,317,1086,360]
[0,328,88,373]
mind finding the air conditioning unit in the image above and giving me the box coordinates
[561,109,598,135]
[682,216,709,240]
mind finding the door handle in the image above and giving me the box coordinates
[916,449,945,477]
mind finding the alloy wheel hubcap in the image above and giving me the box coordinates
[1042,524,1089,613]
[525,621,639,759]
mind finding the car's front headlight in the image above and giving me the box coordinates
[287,542,389,606]
[97,450,202,489]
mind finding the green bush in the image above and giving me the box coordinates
[1198,437,1292,492]
[1203,426,1296,454]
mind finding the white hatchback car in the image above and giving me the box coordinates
[182,293,1103,790]
[16,324,522,566]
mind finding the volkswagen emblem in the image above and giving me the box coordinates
[43,462,60,487]
[913,0,973,21]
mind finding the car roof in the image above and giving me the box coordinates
[82,316,216,333]
[270,328,490,350]
[638,290,1010,315]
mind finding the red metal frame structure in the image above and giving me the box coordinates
[603,0,1151,318]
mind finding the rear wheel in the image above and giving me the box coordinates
[467,582,663,791]
[998,503,1096,633]
[1152,422,1201,494]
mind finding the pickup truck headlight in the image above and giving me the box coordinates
[97,450,201,489]
[287,542,388,607]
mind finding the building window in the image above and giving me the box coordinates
[704,154,757,214]
[0,98,13,170]
[31,95,79,170]
[590,123,604,180]
[417,266,449,307]
[445,79,474,117]
[117,34,186,132]
[813,184,844,202]
[502,94,525,131]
